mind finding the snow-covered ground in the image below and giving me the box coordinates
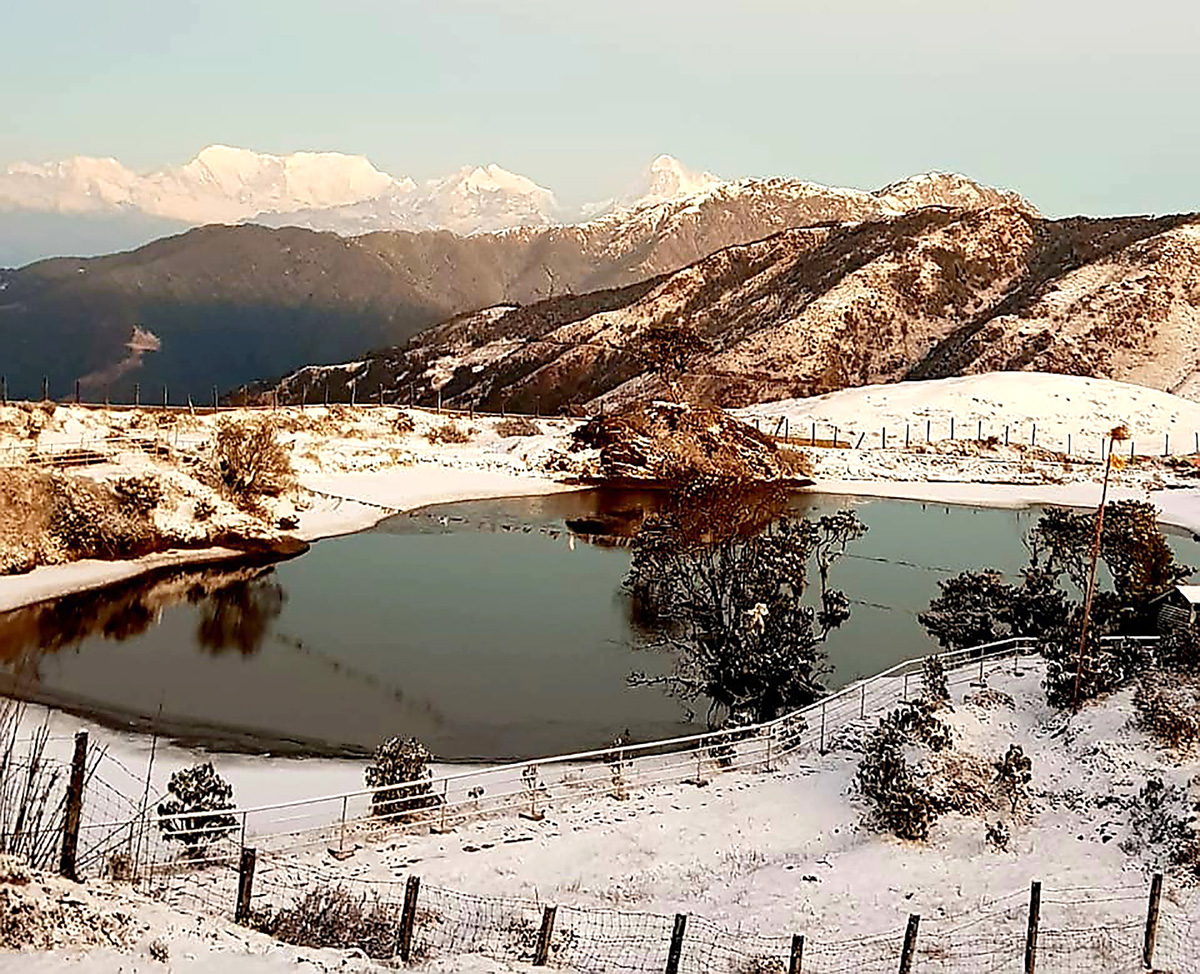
[5,372,1200,970]
[7,658,1199,973]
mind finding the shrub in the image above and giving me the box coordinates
[364,737,441,819]
[985,820,1010,852]
[922,655,950,708]
[393,411,416,435]
[856,725,939,841]
[1134,672,1200,748]
[192,498,216,521]
[213,417,293,498]
[1158,624,1200,673]
[49,478,156,560]
[881,700,952,753]
[1042,629,1150,709]
[993,744,1033,814]
[113,475,162,516]
[1122,776,1200,874]
[156,763,237,848]
[494,417,541,437]
[424,421,471,445]
[253,885,401,959]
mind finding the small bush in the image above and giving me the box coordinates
[393,412,416,435]
[494,417,541,437]
[424,421,471,445]
[156,763,237,849]
[1159,624,1200,673]
[922,655,950,709]
[1122,776,1200,874]
[113,475,162,516]
[213,417,293,498]
[364,737,441,819]
[993,744,1033,814]
[253,885,401,959]
[193,498,216,522]
[1043,631,1150,709]
[856,726,939,841]
[49,478,156,560]
[1134,672,1200,749]
[985,820,1010,851]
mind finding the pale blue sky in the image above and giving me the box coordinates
[3,0,1198,215]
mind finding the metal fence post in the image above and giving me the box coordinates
[338,795,348,854]
[860,683,866,718]
[898,915,920,974]
[1025,881,1041,974]
[1144,873,1163,970]
[59,730,88,881]
[235,847,257,923]
[1031,423,1037,446]
[400,875,421,961]
[665,914,687,974]
[949,416,955,439]
[534,905,557,966]
[819,700,827,753]
[1164,433,1170,457]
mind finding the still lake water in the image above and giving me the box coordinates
[1,490,1192,760]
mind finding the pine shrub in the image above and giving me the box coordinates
[364,737,441,819]
[156,763,237,848]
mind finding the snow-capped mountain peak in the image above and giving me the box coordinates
[638,154,724,204]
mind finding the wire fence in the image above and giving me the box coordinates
[9,633,1199,972]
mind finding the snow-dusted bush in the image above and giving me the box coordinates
[113,474,162,516]
[993,744,1033,814]
[364,737,441,819]
[856,723,939,841]
[1122,776,1200,874]
[156,763,237,848]
[922,655,950,708]
[213,417,293,499]
[1134,672,1200,749]
[393,411,416,435]
[193,498,216,521]
[1158,624,1200,673]
[49,476,157,560]
[1042,625,1150,709]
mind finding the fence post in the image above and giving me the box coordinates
[819,700,827,753]
[74,379,80,404]
[977,419,982,440]
[212,386,218,410]
[860,683,866,717]
[1164,433,1169,457]
[1,375,6,404]
[665,913,687,974]
[764,725,774,772]
[534,905,557,966]
[338,795,348,855]
[926,419,931,442]
[898,914,920,974]
[235,847,257,923]
[1024,880,1041,974]
[788,934,805,974]
[811,422,816,446]
[134,383,140,407]
[881,427,886,449]
[1143,872,1163,970]
[1005,425,1009,446]
[1031,423,1036,446]
[905,423,910,448]
[949,416,955,439]
[400,875,421,962]
[1067,433,1071,456]
[59,730,88,881]
[833,426,838,447]
[903,670,910,700]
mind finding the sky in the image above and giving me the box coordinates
[3,0,1200,216]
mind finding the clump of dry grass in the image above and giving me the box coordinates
[425,421,471,445]
[494,417,541,437]
[213,417,294,500]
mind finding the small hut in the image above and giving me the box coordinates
[1154,585,1200,633]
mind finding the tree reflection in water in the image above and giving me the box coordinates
[193,576,286,656]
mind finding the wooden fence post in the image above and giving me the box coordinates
[898,914,920,974]
[1143,872,1163,970]
[534,905,557,966]
[1,375,6,404]
[1164,433,1170,457]
[949,416,955,439]
[788,934,805,974]
[134,383,140,407]
[1031,423,1036,446]
[665,913,687,974]
[59,730,88,881]
[819,700,827,753]
[1024,880,1041,974]
[235,847,257,923]
[400,875,421,962]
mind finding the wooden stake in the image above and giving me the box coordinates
[788,934,805,974]
[1024,881,1041,974]
[665,914,687,974]
[235,847,256,923]
[898,914,920,974]
[534,905,557,966]
[400,875,421,962]
[59,731,88,881]
[1143,872,1163,970]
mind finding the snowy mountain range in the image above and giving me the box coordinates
[0,146,1034,266]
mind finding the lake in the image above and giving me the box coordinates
[0,489,1190,760]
